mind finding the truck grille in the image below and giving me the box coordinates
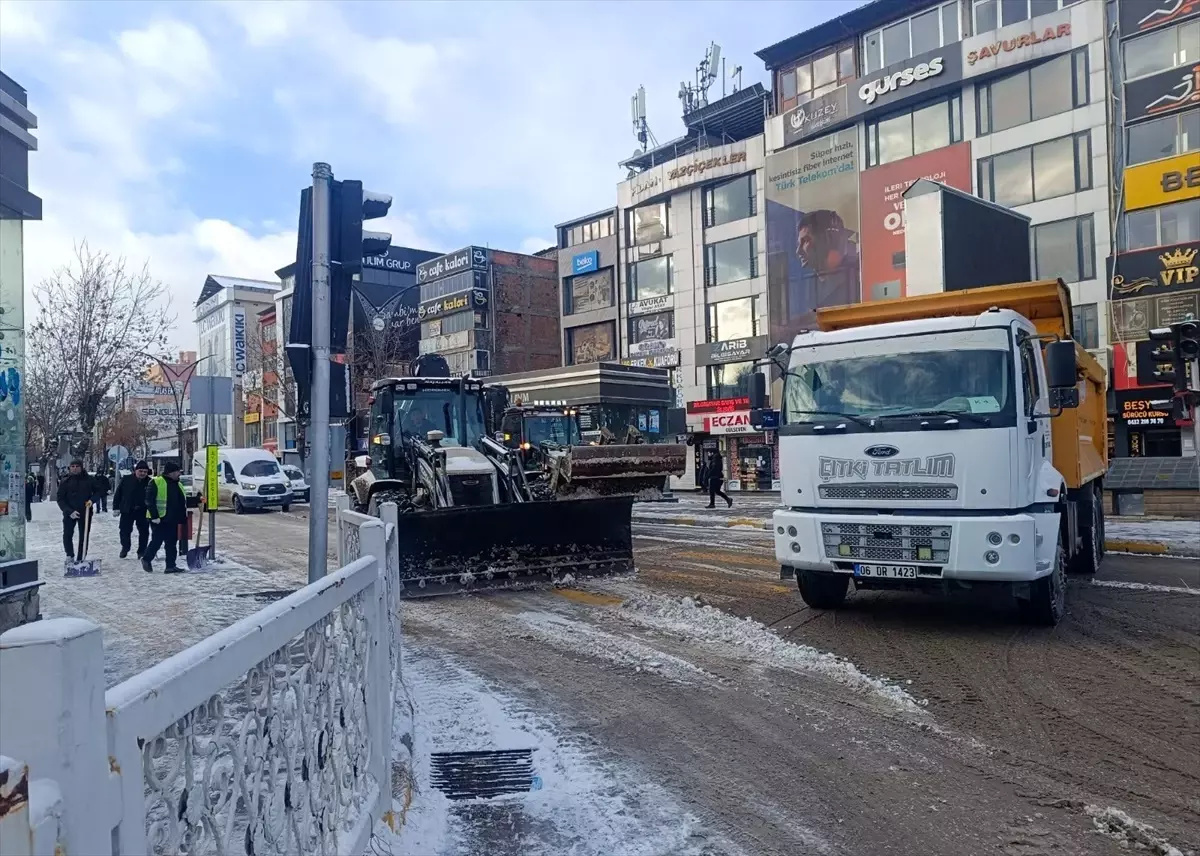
[449,474,494,506]
[821,522,952,564]
[259,483,286,495]
[819,483,958,501]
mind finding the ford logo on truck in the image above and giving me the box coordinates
[864,445,899,458]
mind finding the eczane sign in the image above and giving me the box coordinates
[704,411,754,435]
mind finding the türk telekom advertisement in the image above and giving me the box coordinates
[858,142,973,301]
[765,129,861,346]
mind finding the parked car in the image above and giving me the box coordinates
[282,465,310,503]
[178,474,199,499]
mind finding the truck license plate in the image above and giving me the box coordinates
[854,563,918,579]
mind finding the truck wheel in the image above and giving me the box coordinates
[1067,484,1103,576]
[282,504,291,513]
[234,496,245,515]
[1019,544,1066,626]
[797,570,849,610]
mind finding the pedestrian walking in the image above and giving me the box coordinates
[113,460,152,559]
[93,468,111,513]
[24,472,36,521]
[36,471,45,502]
[704,449,733,509]
[57,459,94,560]
[141,460,188,574]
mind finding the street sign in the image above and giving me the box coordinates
[205,445,219,512]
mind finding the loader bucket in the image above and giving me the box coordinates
[565,443,688,499]
[392,495,634,598]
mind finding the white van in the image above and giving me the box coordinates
[191,447,294,514]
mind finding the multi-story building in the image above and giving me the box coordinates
[1106,0,1199,464]
[416,246,560,377]
[614,85,774,489]
[194,274,280,447]
[557,208,620,366]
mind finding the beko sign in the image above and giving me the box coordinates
[859,57,945,105]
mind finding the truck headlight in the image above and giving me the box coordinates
[240,482,257,491]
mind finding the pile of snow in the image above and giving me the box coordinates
[1107,519,1200,553]
[1091,579,1199,596]
[1084,805,1185,856]
[614,593,927,718]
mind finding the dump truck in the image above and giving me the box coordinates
[751,279,1108,626]
[497,404,687,499]
[362,357,634,597]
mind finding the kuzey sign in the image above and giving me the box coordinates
[703,411,754,435]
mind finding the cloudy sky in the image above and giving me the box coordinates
[3,0,859,348]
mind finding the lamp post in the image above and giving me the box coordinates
[137,352,212,468]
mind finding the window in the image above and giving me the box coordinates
[977,50,1089,135]
[283,422,297,450]
[973,0,1080,33]
[241,460,281,478]
[862,2,958,74]
[562,214,615,248]
[1071,304,1099,350]
[629,202,669,245]
[867,95,962,167]
[264,421,278,441]
[1126,109,1200,166]
[707,297,759,343]
[566,321,616,365]
[1123,19,1199,82]
[977,132,1092,207]
[564,268,614,315]
[1017,331,1042,416]
[1033,215,1096,283]
[707,361,756,400]
[629,311,674,343]
[704,174,756,227]
[247,424,261,447]
[419,270,487,303]
[778,43,856,113]
[627,256,672,301]
[1124,198,1200,251]
[421,309,485,338]
[261,322,277,347]
[704,235,757,287]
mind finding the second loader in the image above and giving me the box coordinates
[361,355,634,597]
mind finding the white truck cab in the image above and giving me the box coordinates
[752,282,1107,626]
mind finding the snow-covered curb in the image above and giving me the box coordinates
[1085,805,1186,856]
[612,592,928,719]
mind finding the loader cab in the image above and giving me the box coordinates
[499,406,583,469]
[369,377,489,479]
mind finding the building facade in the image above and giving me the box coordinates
[557,208,619,367]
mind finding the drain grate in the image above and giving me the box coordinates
[430,749,535,800]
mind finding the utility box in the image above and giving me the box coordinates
[903,179,1032,296]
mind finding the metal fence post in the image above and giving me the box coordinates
[358,520,391,813]
[0,618,111,855]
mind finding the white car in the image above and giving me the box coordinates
[282,465,310,503]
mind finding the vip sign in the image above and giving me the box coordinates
[703,411,753,435]
[232,307,247,378]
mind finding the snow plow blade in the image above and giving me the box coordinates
[564,444,687,497]
[392,495,634,598]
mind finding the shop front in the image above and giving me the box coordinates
[685,396,780,490]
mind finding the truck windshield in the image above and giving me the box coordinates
[783,328,1013,426]
[524,415,582,446]
[395,389,485,447]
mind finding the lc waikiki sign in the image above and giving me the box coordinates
[232,307,247,379]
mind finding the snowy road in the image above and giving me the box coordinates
[29,500,1199,855]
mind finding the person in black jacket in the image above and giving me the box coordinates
[142,460,188,573]
[92,469,111,512]
[24,472,36,521]
[703,449,733,509]
[57,459,95,560]
[113,460,152,559]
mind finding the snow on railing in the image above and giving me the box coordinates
[0,518,400,856]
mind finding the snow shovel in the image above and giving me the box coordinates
[64,501,102,577]
[186,510,212,571]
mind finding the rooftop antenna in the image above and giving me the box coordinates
[680,43,721,115]
[630,85,657,153]
[730,64,743,95]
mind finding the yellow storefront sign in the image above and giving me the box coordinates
[1124,153,1200,212]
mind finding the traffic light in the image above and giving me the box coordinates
[330,180,391,354]
[1147,320,1200,392]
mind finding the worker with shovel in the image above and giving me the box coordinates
[57,459,94,560]
[141,461,188,574]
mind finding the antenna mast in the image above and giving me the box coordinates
[679,42,722,115]
[630,85,657,153]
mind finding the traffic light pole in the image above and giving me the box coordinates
[1191,360,1200,492]
[307,162,333,583]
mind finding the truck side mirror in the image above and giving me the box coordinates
[1044,340,1078,389]
[748,371,767,410]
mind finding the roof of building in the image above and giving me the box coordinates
[275,261,296,280]
[620,83,769,173]
[196,274,281,305]
[555,207,618,231]
[756,0,929,69]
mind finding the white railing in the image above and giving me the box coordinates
[0,509,403,856]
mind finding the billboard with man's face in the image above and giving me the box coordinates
[765,131,861,346]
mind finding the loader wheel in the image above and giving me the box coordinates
[797,570,849,610]
[234,496,245,515]
[1019,543,1066,627]
[1067,485,1102,576]
[282,504,291,513]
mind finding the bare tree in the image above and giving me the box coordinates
[352,315,414,392]
[24,323,76,467]
[243,322,304,465]
[31,242,174,456]
[99,409,157,463]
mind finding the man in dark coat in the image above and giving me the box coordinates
[114,460,152,559]
[57,459,95,559]
[24,472,36,521]
[142,460,188,574]
[92,469,111,512]
[704,449,733,509]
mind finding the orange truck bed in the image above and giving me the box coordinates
[816,279,1108,491]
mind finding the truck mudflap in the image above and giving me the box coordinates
[392,495,635,598]
[562,444,687,498]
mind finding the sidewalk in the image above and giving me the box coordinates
[633,502,1200,557]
